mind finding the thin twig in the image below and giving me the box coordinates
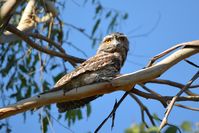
[159,70,199,130]
[59,17,100,41]
[139,84,167,107]
[56,16,64,45]
[146,79,199,96]
[155,116,182,133]
[0,43,198,119]
[175,104,199,111]
[45,110,56,133]
[6,24,85,65]
[129,93,156,127]
[146,42,199,67]
[45,110,74,133]
[28,33,66,53]
[65,41,88,57]
[94,91,130,133]
[111,100,117,129]
[184,59,199,68]
[131,88,199,102]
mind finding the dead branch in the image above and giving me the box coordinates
[28,33,66,53]
[5,24,85,64]
[139,83,167,107]
[145,79,199,96]
[146,40,199,67]
[94,91,129,133]
[129,93,156,127]
[131,88,199,102]
[159,70,199,130]
[175,104,199,111]
[0,40,198,120]
[184,59,199,68]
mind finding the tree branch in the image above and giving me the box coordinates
[129,93,156,127]
[0,0,58,43]
[175,104,199,111]
[0,40,198,119]
[94,91,129,133]
[0,0,38,43]
[0,0,24,27]
[145,79,199,96]
[5,24,85,64]
[28,32,66,53]
[159,70,199,130]
[131,88,199,102]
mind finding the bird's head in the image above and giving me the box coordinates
[97,32,129,55]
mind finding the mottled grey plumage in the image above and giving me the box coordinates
[54,32,129,113]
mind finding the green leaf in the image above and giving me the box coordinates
[66,110,74,126]
[147,126,159,133]
[0,123,6,129]
[77,109,83,120]
[1,55,15,77]
[71,110,76,123]
[43,80,51,91]
[42,116,49,133]
[123,13,128,20]
[24,87,31,98]
[125,124,140,133]
[95,4,102,14]
[19,72,27,87]
[10,85,23,101]
[32,54,39,66]
[33,81,39,93]
[107,13,118,32]
[165,126,178,133]
[57,29,63,43]
[10,93,18,99]
[53,72,65,83]
[5,71,16,90]
[23,112,27,122]
[19,64,28,73]
[92,38,97,48]
[105,11,112,18]
[50,64,58,70]
[152,113,159,121]
[86,104,91,117]
[26,53,32,65]
[181,121,192,132]
[92,0,96,4]
[92,19,100,36]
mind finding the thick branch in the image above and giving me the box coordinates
[0,0,58,43]
[0,0,24,26]
[0,0,35,43]
[0,41,198,119]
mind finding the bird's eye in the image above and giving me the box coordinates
[118,37,125,42]
[104,38,112,43]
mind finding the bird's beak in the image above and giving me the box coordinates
[112,39,120,47]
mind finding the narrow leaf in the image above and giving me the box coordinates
[92,19,100,36]
[86,104,91,117]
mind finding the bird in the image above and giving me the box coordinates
[53,32,129,113]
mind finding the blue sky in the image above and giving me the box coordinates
[7,0,199,133]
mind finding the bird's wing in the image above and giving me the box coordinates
[53,52,119,89]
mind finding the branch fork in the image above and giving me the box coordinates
[0,41,198,120]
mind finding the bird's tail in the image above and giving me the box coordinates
[56,95,102,113]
